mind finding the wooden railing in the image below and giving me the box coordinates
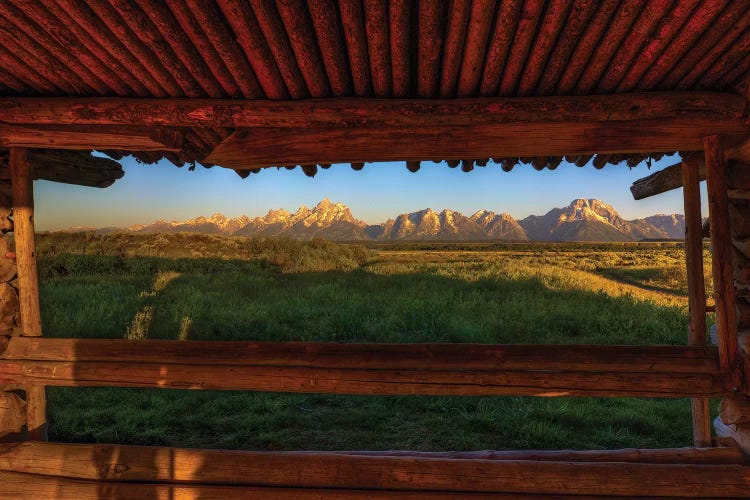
[0,441,748,498]
[0,337,729,398]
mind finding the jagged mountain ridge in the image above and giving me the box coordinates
[74,198,686,242]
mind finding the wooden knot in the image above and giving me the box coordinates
[99,463,129,478]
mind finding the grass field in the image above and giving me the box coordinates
[36,233,714,451]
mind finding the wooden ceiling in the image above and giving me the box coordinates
[0,1,749,174]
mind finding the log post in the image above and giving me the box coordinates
[704,136,740,385]
[682,156,712,446]
[9,148,45,441]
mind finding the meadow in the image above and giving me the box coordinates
[36,232,713,451]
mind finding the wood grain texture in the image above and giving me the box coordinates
[0,338,721,372]
[0,124,182,151]
[0,338,726,398]
[705,135,742,388]
[207,119,747,169]
[631,158,705,200]
[0,92,741,127]
[0,442,748,497]
[683,155,712,446]
[9,149,44,441]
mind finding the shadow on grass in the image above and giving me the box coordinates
[38,253,696,452]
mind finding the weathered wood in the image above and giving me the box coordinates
[0,392,24,441]
[9,151,40,340]
[0,441,748,497]
[0,471,692,500]
[630,148,750,202]
[719,397,750,425]
[9,149,44,441]
[207,120,748,170]
[335,446,746,465]
[30,151,124,188]
[0,150,123,188]
[705,135,742,388]
[631,158,705,200]
[0,339,725,398]
[0,337,721,373]
[683,156,712,446]
[0,92,743,128]
[0,124,182,151]
[0,360,724,398]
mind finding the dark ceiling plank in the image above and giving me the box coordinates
[362,0,391,97]
[479,0,521,97]
[388,0,410,97]
[515,0,571,97]
[573,0,646,95]
[55,0,166,97]
[636,0,730,90]
[416,0,444,98]
[556,0,619,95]
[216,0,288,99]
[535,0,596,96]
[438,0,471,98]
[456,0,497,97]
[308,0,353,96]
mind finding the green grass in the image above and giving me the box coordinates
[36,233,711,451]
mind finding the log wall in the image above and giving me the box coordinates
[714,159,750,451]
[0,174,21,442]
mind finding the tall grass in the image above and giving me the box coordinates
[37,233,707,451]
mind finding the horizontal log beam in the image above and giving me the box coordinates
[630,143,749,201]
[0,337,721,372]
[320,446,746,465]
[0,338,727,398]
[631,158,706,200]
[0,92,744,128]
[205,120,749,170]
[0,472,548,500]
[0,124,182,151]
[1,150,124,188]
[0,442,748,497]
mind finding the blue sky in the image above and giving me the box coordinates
[35,154,705,231]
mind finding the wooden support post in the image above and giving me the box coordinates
[682,156,712,447]
[9,148,45,441]
[704,136,741,389]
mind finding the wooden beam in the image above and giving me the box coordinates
[0,124,182,151]
[0,338,726,398]
[0,150,124,188]
[0,472,553,500]
[0,441,748,497]
[629,141,750,202]
[0,92,743,128]
[9,149,44,441]
[631,157,705,200]
[207,119,749,170]
[332,446,747,464]
[705,135,742,390]
[683,155,712,447]
[0,337,721,372]
[30,151,124,188]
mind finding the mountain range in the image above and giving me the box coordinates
[69,198,686,242]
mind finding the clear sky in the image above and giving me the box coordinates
[34,154,705,231]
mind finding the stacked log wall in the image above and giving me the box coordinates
[716,159,750,451]
[0,177,23,441]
